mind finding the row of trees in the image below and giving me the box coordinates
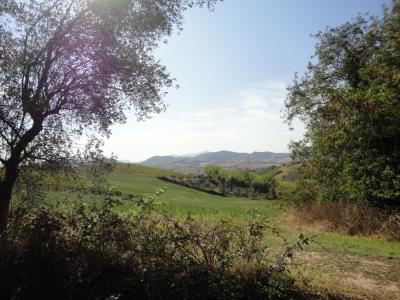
[204,165,277,197]
[285,1,400,208]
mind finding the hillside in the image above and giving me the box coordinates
[42,163,400,299]
[141,150,291,174]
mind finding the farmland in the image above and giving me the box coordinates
[44,163,400,299]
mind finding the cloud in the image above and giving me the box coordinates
[238,80,287,112]
[104,80,305,161]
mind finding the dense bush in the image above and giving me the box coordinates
[0,195,311,300]
[285,2,400,208]
[203,165,277,198]
[41,162,116,195]
[286,202,400,240]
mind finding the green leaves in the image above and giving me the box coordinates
[0,194,304,299]
[0,0,220,228]
[285,1,400,207]
[203,165,277,198]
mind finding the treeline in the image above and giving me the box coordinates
[203,165,277,198]
[158,165,277,199]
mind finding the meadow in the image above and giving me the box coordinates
[46,163,400,256]
[44,163,400,299]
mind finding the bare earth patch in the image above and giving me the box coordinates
[292,251,400,299]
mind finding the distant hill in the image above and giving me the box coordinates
[141,151,291,174]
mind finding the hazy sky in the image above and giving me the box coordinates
[103,0,391,162]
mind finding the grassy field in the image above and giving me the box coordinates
[45,163,400,299]
[47,164,281,221]
[46,164,400,257]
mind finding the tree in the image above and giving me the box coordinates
[285,1,400,207]
[0,0,218,232]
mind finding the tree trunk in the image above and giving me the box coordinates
[0,180,15,233]
[0,120,43,234]
[0,158,19,233]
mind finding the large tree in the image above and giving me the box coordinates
[285,1,400,207]
[0,0,218,232]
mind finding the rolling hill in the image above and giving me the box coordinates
[141,150,291,174]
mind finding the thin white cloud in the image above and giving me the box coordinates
[239,80,287,111]
[104,80,305,161]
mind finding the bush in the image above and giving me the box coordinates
[286,202,400,240]
[0,196,311,300]
[285,2,400,208]
[203,165,277,198]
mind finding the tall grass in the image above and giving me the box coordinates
[286,202,400,240]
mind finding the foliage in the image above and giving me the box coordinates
[203,165,277,198]
[0,195,310,300]
[0,0,219,230]
[285,1,400,207]
[287,202,400,240]
[12,139,118,201]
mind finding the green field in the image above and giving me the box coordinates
[46,164,400,258]
[44,163,400,298]
[47,164,281,221]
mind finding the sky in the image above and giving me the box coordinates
[103,0,391,162]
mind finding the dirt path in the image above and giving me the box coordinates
[293,251,400,299]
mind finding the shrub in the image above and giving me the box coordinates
[0,195,311,300]
[284,2,400,208]
[286,202,400,240]
[203,165,277,198]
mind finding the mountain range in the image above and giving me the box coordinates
[141,151,291,174]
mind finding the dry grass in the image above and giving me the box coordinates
[292,251,400,300]
[285,202,400,240]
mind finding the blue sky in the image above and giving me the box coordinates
[104,0,391,162]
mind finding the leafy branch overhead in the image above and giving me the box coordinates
[0,0,219,231]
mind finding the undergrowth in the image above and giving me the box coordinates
[286,202,400,240]
[0,193,319,300]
